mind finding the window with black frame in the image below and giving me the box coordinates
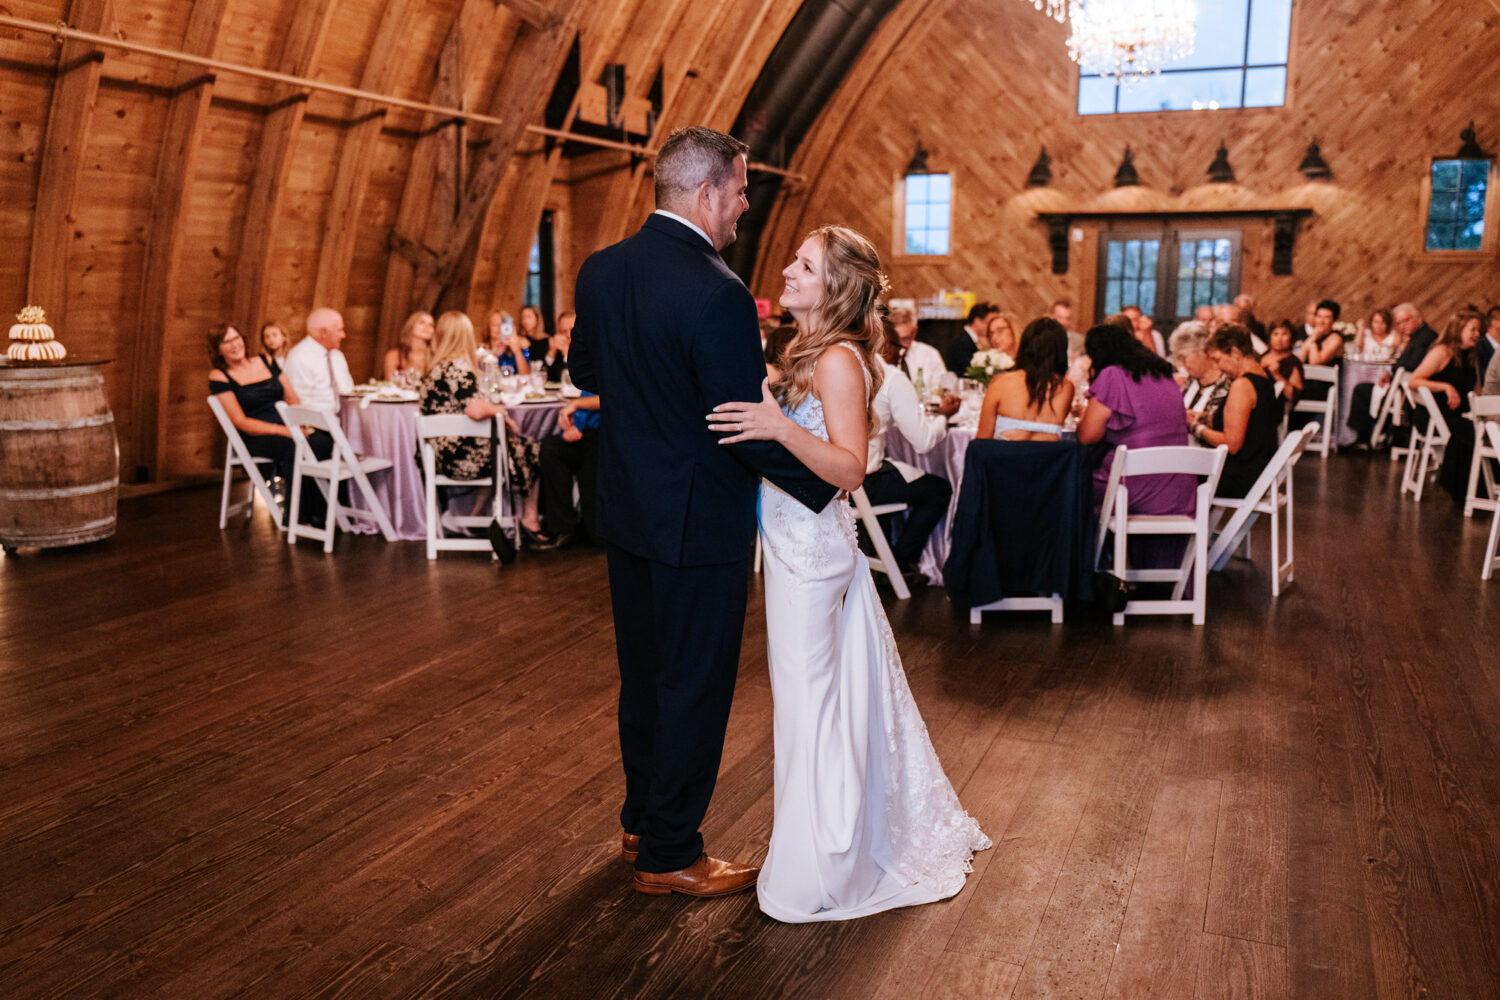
[1425,158,1490,251]
[1078,0,1293,115]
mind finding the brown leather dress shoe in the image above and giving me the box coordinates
[621,830,640,864]
[634,854,759,897]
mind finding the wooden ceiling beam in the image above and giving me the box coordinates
[414,1,586,313]
[125,0,231,483]
[229,0,339,339]
[26,0,114,323]
[313,0,418,315]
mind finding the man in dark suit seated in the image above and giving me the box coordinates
[571,126,836,900]
[941,302,998,375]
[538,391,601,546]
[1348,301,1436,446]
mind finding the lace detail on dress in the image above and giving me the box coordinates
[874,608,992,887]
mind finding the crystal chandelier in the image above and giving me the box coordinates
[1066,0,1197,81]
[1025,0,1082,21]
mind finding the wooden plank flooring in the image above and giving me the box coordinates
[2,453,1498,999]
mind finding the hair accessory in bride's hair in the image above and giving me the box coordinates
[876,272,892,297]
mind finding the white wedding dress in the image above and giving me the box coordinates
[756,346,991,923]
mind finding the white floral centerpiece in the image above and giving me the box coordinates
[964,349,1014,386]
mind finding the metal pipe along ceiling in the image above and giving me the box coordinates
[723,0,902,284]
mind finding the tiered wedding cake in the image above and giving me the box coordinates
[8,306,66,361]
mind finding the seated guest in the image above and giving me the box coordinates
[1297,299,1345,365]
[257,321,288,367]
[1132,309,1165,357]
[986,312,1018,356]
[764,323,797,382]
[1409,310,1483,499]
[889,306,945,384]
[1479,305,1500,386]
[518,305,550,366]
[383,310,434,384]
[1356,308,1399,360]
[208,323,327,524]
[539,310,575,382]
[1192,325,1281,498]
[1194,304,1215,325]
[540,392,602,546]
[943,302,998,374]
[421,310,552,550]
[976,317,1074,441]
[284,307,354,412]
[862,329,961,584]
[1289,299,1343,432]
[481,310,532,374]
[1261,319,1305,406]
[1235,293,1267,346]
[1348,301,1437,445]
[1169,322,1232,425]
[1076,323,1194,513]
[1052,298,1084,361]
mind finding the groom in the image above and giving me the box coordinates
[570,126,837,897]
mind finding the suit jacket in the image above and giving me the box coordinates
[1394,323,1438,372]
[570,214,837,567]
[942,328,981,374]
[1479,335,1497,385]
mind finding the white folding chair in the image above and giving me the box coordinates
[1094,444,1228,626]
[1207,423,1317,597]
[276,402,398,552]
[850,486,911,599]
[1462,393,1500,518]
[1371,368,1409,454]
[417,413,516,559]
[1482,422,1500,580]
[1294,363,1339,458]
[1400,386,1451,502]
[207,394,283,529]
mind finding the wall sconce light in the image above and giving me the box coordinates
[1114,147,1140,187]
[1207,142,1235,183]
[1456,121,1489,159]
[1026,147,1052,187]
[904,140,930,175]
[1298,139,1332,180]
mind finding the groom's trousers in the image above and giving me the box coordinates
[606,543,749,873]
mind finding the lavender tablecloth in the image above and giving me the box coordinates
[339,395,565,541]
[1337,359,1390,446]
[883,425,974,584]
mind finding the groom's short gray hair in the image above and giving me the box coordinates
[654,126,749,209]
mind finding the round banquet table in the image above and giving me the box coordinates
[338,394,566,540]
[1337,358,1392,447]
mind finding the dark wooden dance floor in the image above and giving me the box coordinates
[3,454,1498,999]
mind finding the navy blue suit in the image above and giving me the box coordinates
[570,212,836,872]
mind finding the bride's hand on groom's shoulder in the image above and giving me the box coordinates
[707,379,786,444]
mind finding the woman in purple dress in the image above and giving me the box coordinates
[1076,322,1194,514]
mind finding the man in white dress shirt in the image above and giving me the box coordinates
[862,334,961,585]
[889,307,945,390]
[284,307,355,413]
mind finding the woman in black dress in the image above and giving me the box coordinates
[209,323,326,523]
[1260,319,1305,407]
[421,310,553,548]
[1410,310,1482,499]
[1194,324,1282,498]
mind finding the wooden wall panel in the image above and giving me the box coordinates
[758,0,1500,330]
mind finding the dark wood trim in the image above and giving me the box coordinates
[1039,209,1312,276]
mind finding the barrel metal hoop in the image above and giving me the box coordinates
[0,478,119,500]
[0,375,105,389]
[0,413,116,431]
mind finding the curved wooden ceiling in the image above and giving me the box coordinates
[0,0,814,480]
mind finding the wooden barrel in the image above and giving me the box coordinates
[0,361,119,549]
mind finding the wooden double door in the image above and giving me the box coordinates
[1095,227,1242,331]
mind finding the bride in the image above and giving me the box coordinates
[708,225,990,922]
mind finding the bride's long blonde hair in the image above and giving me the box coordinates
[774,225,887,435]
